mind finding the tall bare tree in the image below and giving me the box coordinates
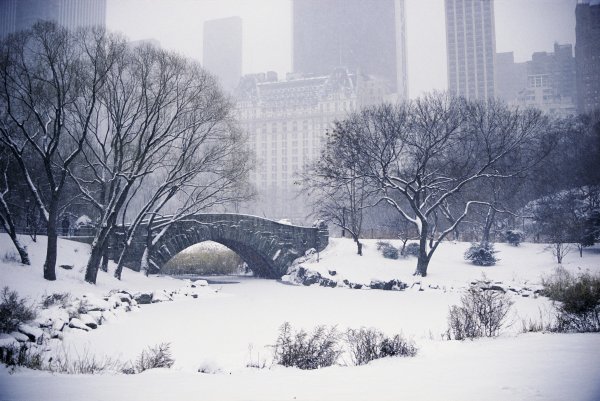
[0,22,122,280]
[73,43,251,283]
[330,94,545,276]
[303,129,376,255]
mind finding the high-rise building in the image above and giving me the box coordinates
[292,0,408,99]
[494,52,527,103]
[203,17,243,93]
[495,44,577,117]
[445,0,496,100]
[0,0,17,37]
[235,69,391,222]
[0,0,106,36]
[575,2,600,114]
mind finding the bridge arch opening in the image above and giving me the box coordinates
[162,241,245,276]
[159,239,279,278]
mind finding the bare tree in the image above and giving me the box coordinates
[0,148,29,264]
[73,43,251,283]
[303,129,376,255]
[332,94,545,276]
[0,22,122,280]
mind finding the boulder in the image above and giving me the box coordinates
[81,294,110,312]
[151,291,173,303]
[319,278,337,288]
[79,314,98,329]
[0,333,19,348]
[134,292,153,304]
[68,318,91,331]
[328,270,337,276]
[18,324,44,343]
[9,331,30,342]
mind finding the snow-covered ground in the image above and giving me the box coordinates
[1,234,600,401]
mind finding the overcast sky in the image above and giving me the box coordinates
[107,0,578,98]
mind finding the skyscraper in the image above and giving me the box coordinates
[445,0,496,100]
[203,17,243,92]
[575,1,600,114]
[0,0,106,37]
[292,0,408,99]
[0,0,17,37]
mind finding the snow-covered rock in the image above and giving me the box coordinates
[87,311,104,325]
[9,331,30,342]
[151,290,173,303]
[81,294,110,311]
[18,324,44,343]
[68,318,91,331]
[0,333,19,348]
[134,292,153,304]
[78,314,98,329]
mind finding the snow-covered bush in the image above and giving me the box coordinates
[464,242,498,266]
[504,229,524,246]
[447,286,513,340]
[272,322,341,370]
[402,242,420,258]
[132,343,175,373]
[345,327,417,366]
[0,343,43,370]
[376,241,399,259]
[542,267,600,332]
[41,292,71,309]
[0,287,36,333]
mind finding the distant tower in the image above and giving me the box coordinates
[445,0,496,100]
[203,17,243,92]
[0,0,17,37]
[292,0,408,99]
[0,0,106,36]
[575,1,600,114]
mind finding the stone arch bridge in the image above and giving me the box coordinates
[111,214,328,279]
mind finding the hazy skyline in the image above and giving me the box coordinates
[107,0,578,98]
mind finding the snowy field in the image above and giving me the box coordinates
[1,234,600,401]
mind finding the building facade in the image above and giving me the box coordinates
[292,0,408,99]
[445,0,496,100]
[203,16,243,93]
[0,0,106,36]
[235,69,390,223]
[575,2,600,114]
[495,43,577,117]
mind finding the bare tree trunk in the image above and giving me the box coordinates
[414,221,430,277]
[44,204,58,281]
[353,236,363,256]
[100,246,109,272]
[0,197,30,265]
[482,207,496,243]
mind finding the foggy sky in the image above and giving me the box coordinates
[107,0,578,98]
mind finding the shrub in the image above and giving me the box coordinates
[541,267,600,332]
[464,242,498,266]
[49,347,124,374]
[42,292,71,309]
[376,241,399,260]
[0,343,43,370]
[345,327,417,366]
[504,229,524,246]
[447,286,513,340]
[402,242,420,258]
[272,322,341,370]
[0,287,37,333]
[132,343,175,373]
